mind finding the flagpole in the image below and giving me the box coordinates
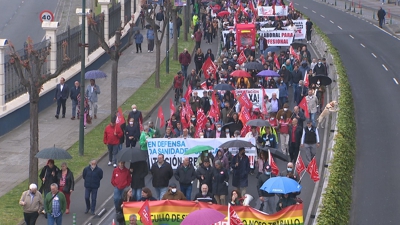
[294,153,300,176]
[155,117,159,129]
[228,203,231,225]
[299,170,307,183]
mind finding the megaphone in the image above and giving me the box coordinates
[242,194,254,206]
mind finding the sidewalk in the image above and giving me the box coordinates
[316,0,400,32]
[0,27,171,197]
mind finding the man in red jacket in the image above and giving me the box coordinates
[179,48,191,80]
[111,161,132,212]
[194,29,202,50]
[104,116,123,168]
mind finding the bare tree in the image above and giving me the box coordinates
[141,0,171,88]
[9,37,69,185]
[88,13,135,115]
[171,8,182,60]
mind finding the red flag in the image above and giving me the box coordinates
[273,54,280,69]
[238,93,253,110]
[290,46,300,61]
[268,150,280,176]
[295,154,306,175]
[184,85,192,103]
[180,105,190,129]
[239,107,251,125]
[289,1,295,11]
[304,72,309,88]
[248,0,257,18]
[298,97,309,118]
[169,99,176,118]
[157,106,165,128]
[138,200,153,225]
[261,87,268,115]
[116,107,125,126]
[200,81,208,90]
[306,157,320,182]
[195,109,207,137]
[229,204,244,225]
[201,57,217,79]
[210,91,220,121]
[112,219,116,225]
[237,51,247,65]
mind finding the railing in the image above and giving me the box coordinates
[4,41,49,102]
[109,3,122,38]
[56,26,83,71]
[89,14,105,54]
[125,0,132,23]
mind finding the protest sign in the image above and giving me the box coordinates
[258,30,295,46]
[257,6,289,17]
[123,200,304,225]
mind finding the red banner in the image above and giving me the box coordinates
[306,157,320,182]
[169,99,176,118]
[184,85,192,103]
[202,57,217,79]
[229,204,244,225]
[116,107,125,126]
[201,81,208,90]
[195,108,207,138]
[157,106,165,128]
[237,51,247,65]
[138,200,153,225]
[269,150,280,175]
[295,154,306,175]
[298,97,309,118]
[238,93,253,110]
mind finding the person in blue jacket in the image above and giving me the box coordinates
[146,27,155,52]
[134,30,143,53]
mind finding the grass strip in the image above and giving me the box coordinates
[0,38,194,225]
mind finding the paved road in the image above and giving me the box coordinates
[294,0,400,224]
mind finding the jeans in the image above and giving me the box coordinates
[179,184,193,200]
[88,101,98,117]
[23,211,39,225]
[181,65,188,79]
[154,187,169,200]
[113,187,124,210]
[148,39,154,51]
[71,99,78,118]
[47,213,62,225]
[279,97,288,106]
[85,188,98,213]
[56,98,67,116]
[107,144,119,164]
[292,83,298,93]
[309,113,316,127]
[170,28,174,38]
[132,188,142,201]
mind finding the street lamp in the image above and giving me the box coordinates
[79,0,87,156]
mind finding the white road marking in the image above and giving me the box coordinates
[304,6,308,9]
[360,43,365,48]
[382,64,388,71]
[349,35,354,39]
[393,78,399,85]
[320,15,325,18]
[371,53,377,58]
[338,26,343,30]
[330,20,334,24]
[295,2,299,5]
[312,10,317,13]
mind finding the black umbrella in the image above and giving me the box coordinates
[309,74,332,86]
[219,140,255,148]
[243,62,264,71]
[290,42,307,50]
[221,122,234,129]
[214,83,235,91]
[35,145,72,159]
[260,147,289,162]
[145,24,160,30]
[246,119,271,127]
[116,147,148,163]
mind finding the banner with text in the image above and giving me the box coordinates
[147,138,256,169]
[293,20,307,40]
[123,200,304,225]
[257,6,289,17]
[258,30,295,46]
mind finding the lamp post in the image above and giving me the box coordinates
[79,0,87,156]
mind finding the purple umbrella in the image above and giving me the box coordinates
[257,70,280,77]
[181,208,226,225]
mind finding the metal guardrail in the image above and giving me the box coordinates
[109,3,122,38]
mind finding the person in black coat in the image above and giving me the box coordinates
[82,159,103,214]
[291,106,306,128]
[125,118,141,147]
[294,80,308,105]
[54,77,69,119]
[196,158,214,193]
[377,7,386,28]
[228,113,243,135]
[39,159,59,196]
[204,48,215,62]
[257,165,276,214]
[313,60,326,75]
[288,118,303,162]
[150,154,173,200]
[193,183,217,204]
[69,81,80,119]
[231,148,250,197]
[212,160,229,205]
[200,91,211,114]
[57,162,75,214]
[174,157,196,200]
[128,104,143,126]
[130,161,148,201]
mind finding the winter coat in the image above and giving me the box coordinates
[130,161,148,189]
[214,152,230,170]
[39,165,59,194]
[162,190,187,200]
[125,123,141,141]
[212,167,229,195]
[194,53,204,65]
[228,118,243,134]
[57,168,75,192]
[174,163,196,185]
[196,165,214,192]
[139,131,152,150]
[276,196,297,212]
[288,125,303,147]
[103,124,123,145]
[134,33,144,44]
[150,162,173,188]
[111,167,132,190]
[277,83,288,98]
[147,29,155,40]
[257,173,276,197]
[179,52,192,66]
[231,154,250,188]
[291,69,303,84]
[82,165,103,189]
[313,63,326,75]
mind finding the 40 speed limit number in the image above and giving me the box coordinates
[39,10,54,23]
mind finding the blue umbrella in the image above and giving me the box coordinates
[257,70,280,77]
[85,70,107,79]
[260,176,302,194]
[214,83,235,91]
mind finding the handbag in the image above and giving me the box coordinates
[39,168,47,194]
[44,191,59,219]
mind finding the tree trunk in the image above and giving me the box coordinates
[29,92,39,186]
[155,38,161,88]
[172,10,178,61]
[184,4,189,42]
[111,58,119,115]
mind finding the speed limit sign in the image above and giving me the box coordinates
[39,10,54,23]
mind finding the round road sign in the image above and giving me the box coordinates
[39,10,54,23]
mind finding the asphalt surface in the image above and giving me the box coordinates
[0,0,59,48]
[293,0,400,224]
[35,33,327,224]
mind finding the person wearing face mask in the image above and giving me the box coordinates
[20,183,43,225]
[278,65,290,88]
[196,157,214,193]
[276,78,288,106]
[280,162,298,180]
[82,159,103,215]
[306,90,319,127]
[231,148,250,197]
[128,104,143,127]
[203,123,216,138]
[162,183,187,200]
[256,165,276,214]
[313,59,326,75]
[276,103,292,122]
[294,80,308,105]
[278,114,291,156]
[212,160,229,205]
[215,123,223,138]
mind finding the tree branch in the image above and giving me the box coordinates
[119,22,135,53]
